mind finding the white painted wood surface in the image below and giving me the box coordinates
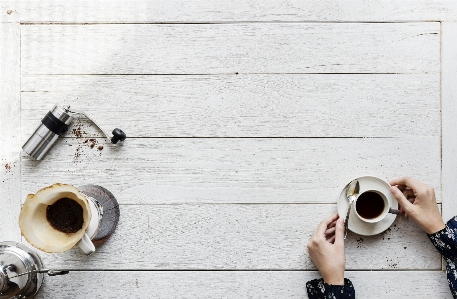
[21,138,441,204]
[21,74,440,137]
[31,204,441,270]
[1,1,455,298]
[0,22,21,242]
[442,22,457,223]
[2,0,457,23]
[21,23,440,75]
[35,271,450,299]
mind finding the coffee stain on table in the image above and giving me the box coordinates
[356,237,364,248]
[70,118,105,162]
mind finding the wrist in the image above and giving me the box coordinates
[424,220,446,235]
[322,273,345,286]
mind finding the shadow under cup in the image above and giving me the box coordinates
[354,190,390,223]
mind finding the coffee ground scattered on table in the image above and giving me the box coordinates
[46,198,84,234]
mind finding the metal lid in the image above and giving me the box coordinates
[50,105,73,125]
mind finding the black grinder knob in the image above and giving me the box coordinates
[111,128,126,144]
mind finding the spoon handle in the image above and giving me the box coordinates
[343,202,352,239]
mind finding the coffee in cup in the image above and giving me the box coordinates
[354,189,397,223]
[356,191,385,219]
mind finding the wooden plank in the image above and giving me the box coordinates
[31,204,441,270]
[20,23,440,75]
[34,270,451,299]
[3,0,457,23]
[21,74,440,138]
[442,23,457,223]
[21,137,441,204]
[0,23,21,241]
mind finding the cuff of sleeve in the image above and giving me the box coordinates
[427,217,457,263]
[306,278,355,298]
[427,216,457,239]
[427,226,447,238]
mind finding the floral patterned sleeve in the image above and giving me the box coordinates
[428,216,457,299]
[306,278,355,298]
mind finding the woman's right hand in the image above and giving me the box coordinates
[389,177,445,234]
[307,214,346,285]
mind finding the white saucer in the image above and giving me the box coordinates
[337,176,398,236]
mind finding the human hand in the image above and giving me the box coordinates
[307,213,345,285]
[389,177,445,234]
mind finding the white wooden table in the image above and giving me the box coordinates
[1,1,457,298]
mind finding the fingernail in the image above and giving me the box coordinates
[390,186,397,194]
[337,218,344,225]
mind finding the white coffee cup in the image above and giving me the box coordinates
[354,189,399,223]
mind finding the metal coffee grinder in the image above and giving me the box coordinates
[22,105,127,160]
[0,241,69,299]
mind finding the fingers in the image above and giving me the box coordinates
[327,220,337,229]
[396,184,407,192]
[403,189,416,211]
[315,214,339,237]
[403,189,415,200]
[389,177,425,192]
[326,226,336,236]
[389,177,414,187]
[333,217,345,246]
[401,189,416,212]
[398,204,410,219]
[325,220,338,242]
[390,186,413,213]
[325,227,336,242]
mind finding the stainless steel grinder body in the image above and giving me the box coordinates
[22,105,73,160]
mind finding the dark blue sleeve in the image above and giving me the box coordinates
[306,278,355,298]
[427,216,457,299]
